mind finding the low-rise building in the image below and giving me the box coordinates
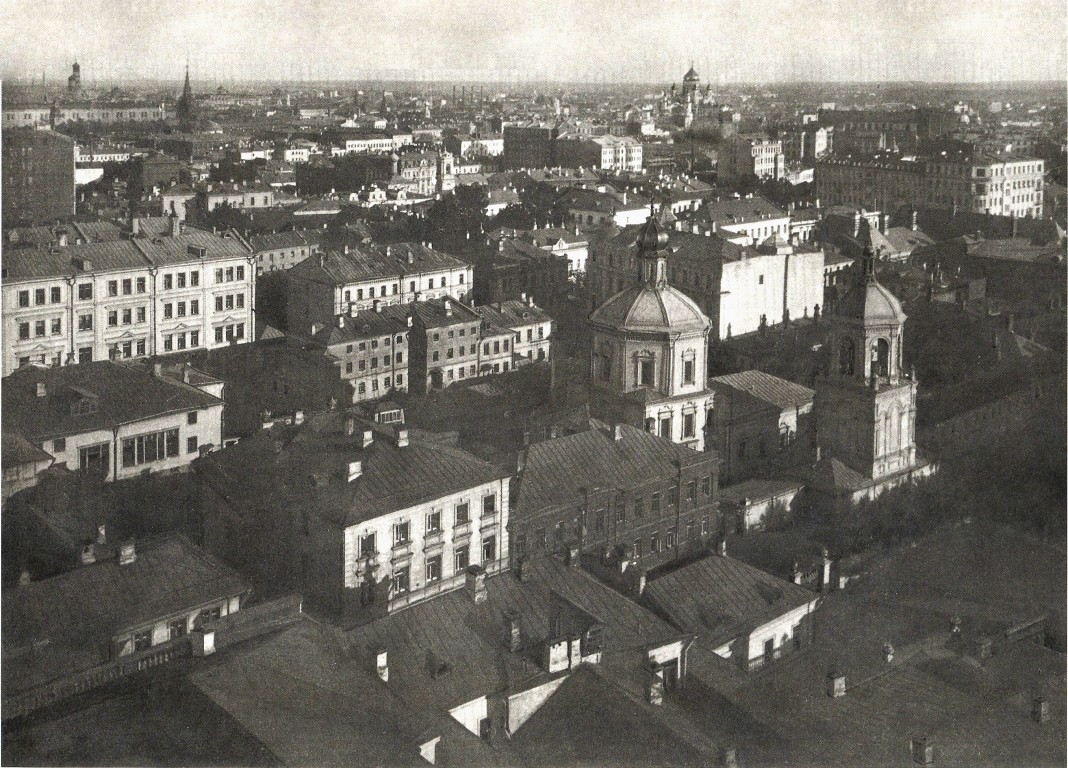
[197,411,511,621]
[718,135,785,182]
[511,422,720,586]
[287,244,473,333]
[2,360,224,482]
[474,297,552,365]
[642,549,819,671]
[306,303,412,402]
[2,535,248,718]
[248,230,322,274]
[408,298,513,392]
[708,370,815,485]
[561,188,651,228]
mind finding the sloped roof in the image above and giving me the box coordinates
[2,361,222,443]
[643,554,817,648]
[516,423,708,516]
[709,370,814,411]
[474,299,552,329]
[3,535,249,696]
[719,477,805,506]
[590,283,711,335]
[795,456,872,494]
[289,243,470,286]
[1,431,53,469]
[346,556,685,714]
[196,410,506,528]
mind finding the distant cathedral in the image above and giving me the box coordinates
[67,62,81,93]
[176,65,198,132]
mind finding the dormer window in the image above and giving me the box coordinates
[71,397,98,416]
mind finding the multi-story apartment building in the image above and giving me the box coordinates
[2,128,76,226]
[307,302,412,402]
[556,135,643,172]
[815,152,1044,218]
[2,359,224,482]
[718,135,785,182]
[408,298,503,392]
[474,297,553,365]
[249,231,322,274]
[198,411,511,621]
[287,243,473,333]
[198,181,275,212]
[444,134,504,159]
[502,123,559,169]
[1,221,254,376]
[680,195,794,247]
[510,423,720,580]
[1,102,166,129]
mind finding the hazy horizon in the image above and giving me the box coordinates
[1,0,1065,85]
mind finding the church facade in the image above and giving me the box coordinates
[588,212,716,452]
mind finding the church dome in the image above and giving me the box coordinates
[590,283,710,335]
[683,67,699,82]
[836,252,907,326]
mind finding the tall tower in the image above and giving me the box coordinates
[814,245,919,483]
[588,211,716,451]
[67,62,81,93]
[681,64,699,102]
[176,65,197,132]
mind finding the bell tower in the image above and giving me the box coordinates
[816,246,918,482]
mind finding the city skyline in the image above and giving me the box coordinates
[2,0,1065,85]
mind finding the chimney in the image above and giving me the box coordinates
[374,646,389,682]
[719,747,739,768]
[613,424,623,441]
[57,231,68,247]
[345,417,356,436]
[374,299,382,313]
[152,362,162,378]
[565,542,580,566]
[96,524,106,545]
[294,410,305,425]
[360,429,374,448]
[910,209,918,231]
[1032,696,1050,724]
[344,244,350,254]
[131,217,140,236]
[911,736,934,766]
[18,570,31,587]
[338,315,345,329]
[407,315,413,328]
[883,642,894,663]
[444,299,452,317]
[826,670,846,698]
[465,565,488,603]
[506,613,521,652]
[395,428,409,447]
[637,571,647,596]
[36,382,47,398]
[349,303,358,318]
[119,540,137,566]
[170,213,180,238]
[820,548,832,592]
[347,460,363,482]
[81,540,96,565]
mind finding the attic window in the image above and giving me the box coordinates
[71,397,98,416]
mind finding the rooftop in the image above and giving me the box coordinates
[2,360,222,443]
[643,553,817,649]
[709,370,815,411]
[288,242,470,285]
[515,423,711,516]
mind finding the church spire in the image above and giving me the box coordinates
[636,209,670,287]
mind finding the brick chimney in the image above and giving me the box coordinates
[506,613,521,653]
[465,565,488,603]
[347,460,363,482]
[119,540,137,566]
[81,540,97,565]
[36,382,47,398]
[373,646,389,682]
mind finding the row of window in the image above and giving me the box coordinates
[345,335,403,353]
[17,317,63,339]
[392,534,496,593]
[382,494,497,549]
[515,516,711,558]
[212,293,245,312]
[214,265,247,284]
[109,306,149,326]
[431,326,479,341]
[355,374,401,395]
[17,286,62,307]
[162,331,201,351]
[346,353,400,374]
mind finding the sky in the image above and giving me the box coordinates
[1,0,1064,84]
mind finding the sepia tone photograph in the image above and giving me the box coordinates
[0,1,1065,765]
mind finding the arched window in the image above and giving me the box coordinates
[873,338,890,377]
[839,337,855,376]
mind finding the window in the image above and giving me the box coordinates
[839,337,855,376]
[758,274,764,285]
[169,619,187,640]
[236,266,245,281]
[225,294,234,310]
[177,302,186,318]
[190,271,199,287]
[651,492,661,514]
[683,412,696,439]
[187,411,199,425]
[687,479,698,503]
[482,535,496,563]
[164,335,173,351]
[53,437,66,452]
[393,566,410,594]
[595,508,606,532]
[190,299,199,316]
[634,496,644,517]
[121,428,180,467]
[737,440,746,459]
[666,527,677,549]
[163,303,173,319]
[18,290,29,308]
[79,443,109,474]
[136,277,147,293]
[106,310,117,328]
[683,359,695,385]
[639,358,654,386]
[225,267,234,281]
[32,319,45,337]
[426,554,442,583]
[702,476,712,497]
[393,520,410,545]
[50,286,61,303]
[136,306,146,323]
[482,494,496,516]
[134,630,153,652]
[18,322,29,340]
[34,287,47,305]
[108,280,119,296]
[426,510,442,533]
[668,484,679,507]
[163,274,173,290]
[78,283,92,300]
[78,314,93,331]
[215,268,224,283]
[455,502,470,524]
[359,532,377,558]
[78,346,92,364]
[650,532,660,553]
[177,272,187,289]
